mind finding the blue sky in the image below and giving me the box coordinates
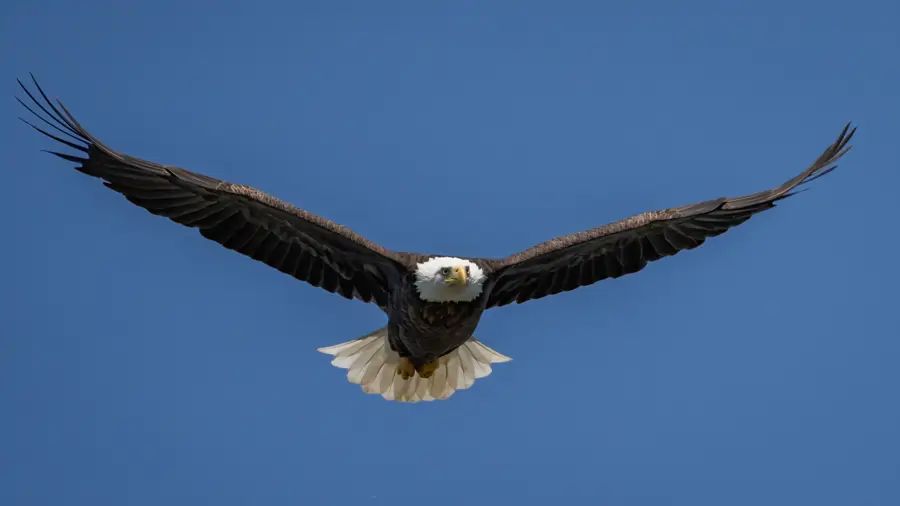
[2,1,898,504]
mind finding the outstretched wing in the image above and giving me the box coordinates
[482,123,855,308]
[17,74,409,308]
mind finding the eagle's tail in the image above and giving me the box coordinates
[317,327,511,403]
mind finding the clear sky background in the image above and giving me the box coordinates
[2,1,898,505]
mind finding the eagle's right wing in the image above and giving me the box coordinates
[17,75,409,308]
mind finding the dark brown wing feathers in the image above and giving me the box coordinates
[483,123,855,308]
[17,75,855,312]
[17,74,407,307]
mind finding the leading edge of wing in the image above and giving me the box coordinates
[477,123,856,307]
[15,73,414,303]
[15,73,409,259]
[492,122,856,269]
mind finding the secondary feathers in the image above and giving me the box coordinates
[16,73,856,403]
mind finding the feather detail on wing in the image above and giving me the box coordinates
[482,123,856,308]
[16,74,410,306]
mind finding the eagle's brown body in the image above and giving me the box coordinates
[386,272,492,365]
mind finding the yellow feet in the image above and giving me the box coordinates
[396,358,416,380]
[396,358,440,379]
[415,360,440,379]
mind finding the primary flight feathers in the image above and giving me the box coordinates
[17,73,855,402]
[16,75,855,307]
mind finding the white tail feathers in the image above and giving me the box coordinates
[317,327,511,403]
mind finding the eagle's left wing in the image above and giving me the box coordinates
[481,123,855,308]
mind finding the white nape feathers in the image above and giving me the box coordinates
[414,256,486,302]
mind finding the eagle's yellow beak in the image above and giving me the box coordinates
[445,266,468,285]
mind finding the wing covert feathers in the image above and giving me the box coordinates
[16,75,857,315]
[483,123,856,308]
[17,74,407,307]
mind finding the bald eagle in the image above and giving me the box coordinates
[16,75,855,403]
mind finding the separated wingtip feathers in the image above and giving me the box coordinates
[790,122,857,190]
[16,73,92,153]
[735,122,858,209]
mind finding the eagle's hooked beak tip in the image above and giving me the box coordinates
[454,266,468,285]
[443,266,467,285]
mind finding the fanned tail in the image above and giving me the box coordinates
[317,328,511,403]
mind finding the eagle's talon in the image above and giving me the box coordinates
[397,358,416,380]
[415,360,439,379]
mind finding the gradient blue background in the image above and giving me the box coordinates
[2,1,898,504]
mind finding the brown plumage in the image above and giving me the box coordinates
[16,74,855,402]
[482,121,854,307]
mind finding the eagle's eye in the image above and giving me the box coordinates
[465,265,471,275]
[440,267,451,276]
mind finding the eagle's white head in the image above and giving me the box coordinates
[414,256,487,303]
